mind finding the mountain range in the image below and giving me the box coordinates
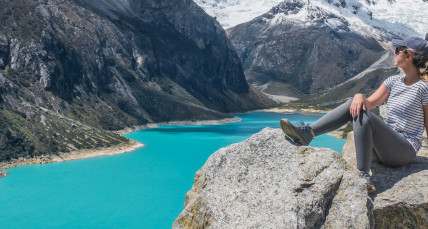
[195,0,428,102]
[2,0,427,160]
[195,0,428,37]
[0,0,274,161]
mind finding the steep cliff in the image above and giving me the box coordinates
[0,0,274,160]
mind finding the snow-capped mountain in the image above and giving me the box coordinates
[195,0,428,103]
[228,0,388,94]
[195,0,428,39]
[193,0,284,28]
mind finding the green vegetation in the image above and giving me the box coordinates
[2,66,34,88]
[0,108,128,162]
[0,0,44,42]
[0,110,35,161]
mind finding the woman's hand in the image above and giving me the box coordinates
[350,93,366,118]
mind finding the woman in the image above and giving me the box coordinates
[280,36,428,193]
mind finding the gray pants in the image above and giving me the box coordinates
[310,99,417,172]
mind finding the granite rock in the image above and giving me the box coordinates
[342,131,428,228]
[0,169,6,178]
[173,128,372,228]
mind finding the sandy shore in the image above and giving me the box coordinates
[0,140,144,177]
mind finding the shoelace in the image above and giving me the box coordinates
[299,120,307,130]
[360,171,371,182]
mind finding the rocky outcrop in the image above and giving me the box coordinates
[175,128,428,228]
[173,128,373,228]
[342,132,428,228]
[0,168,6,178]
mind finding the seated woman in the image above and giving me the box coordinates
[280,36,428,193]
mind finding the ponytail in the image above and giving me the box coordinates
[409,53,428,82]
[404,33,428,82]
[421,33,428,82]
[421,63,428,82]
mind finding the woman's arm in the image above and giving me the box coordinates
[350,83,390,117]
[366,83,390,110]
[424,105,428,130]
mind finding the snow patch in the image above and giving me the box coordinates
[325,18,344,30]
[194,0,428,38]
[194,0,284,28]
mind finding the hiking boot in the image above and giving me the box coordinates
[280,119,314,146]
[360,171,376,194]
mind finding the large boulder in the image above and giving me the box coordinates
[173,128,373,228]
[342,132,428,228]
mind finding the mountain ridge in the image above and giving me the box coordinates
[195,0,428,38]
[227,0,387,94]
[0,0,274,161]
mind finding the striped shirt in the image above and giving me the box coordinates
[384,74,428,152]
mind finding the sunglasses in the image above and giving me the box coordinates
[395,46,407,55]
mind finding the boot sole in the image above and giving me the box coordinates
[280,119,309,146]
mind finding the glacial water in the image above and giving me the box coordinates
[0,112,346,228]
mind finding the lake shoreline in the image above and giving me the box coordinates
[258,107,330,115]
[0,140,144,178]
[0,108,335,179]
[0,117,242,178]
[115,117,243,135]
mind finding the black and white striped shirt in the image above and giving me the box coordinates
[384,75,428,152]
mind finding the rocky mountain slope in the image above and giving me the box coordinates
[0,0,274,161]
[174,128,428,228]
[226,0,387,94]
[193,0,284,29]
[196,0,428,102]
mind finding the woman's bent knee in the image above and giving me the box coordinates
[353,110,371,126]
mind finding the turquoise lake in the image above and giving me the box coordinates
[0,112,346,228]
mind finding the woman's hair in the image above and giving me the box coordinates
[406,48,428,82]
